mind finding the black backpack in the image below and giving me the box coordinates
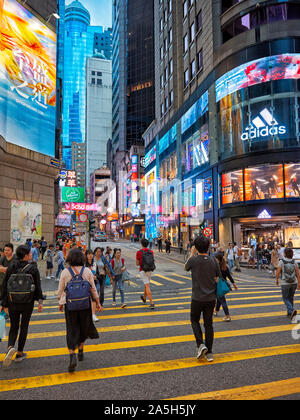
[7,264,36,304]
[141,250,156,272]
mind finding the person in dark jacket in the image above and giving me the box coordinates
[1,245,44,367]
[214,253,238,322]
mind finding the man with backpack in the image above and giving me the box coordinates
[1,245,44,367]
[276,247,300,322]
[136,239,156,310]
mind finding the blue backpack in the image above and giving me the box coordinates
[65,267,91,311]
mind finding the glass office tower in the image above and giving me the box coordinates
[61,0,104,170]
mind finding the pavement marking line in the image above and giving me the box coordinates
[0,323,297,362]
[168,377,300,400]
[38,290,289,310]
[0,344,299,393]
[0,310,290,342]
[11,299,300,326]
[171,274,191,280]
[153,274,186,285]
[32,294,293,316]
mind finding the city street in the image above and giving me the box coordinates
[0,240,299,400]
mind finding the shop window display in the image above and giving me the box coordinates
[244,164,284,201]
[222,170,244,205]
[285,163,300,198]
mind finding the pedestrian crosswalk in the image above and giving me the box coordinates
[0,269,299,400]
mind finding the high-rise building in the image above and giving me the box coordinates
[86,54,112,183]
[144,0,300,250]
[0,0,59,244]
[111,0,155,213]
[94,29,113,60]
[61,0,109,175]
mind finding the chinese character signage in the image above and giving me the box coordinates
[0,0,56,156]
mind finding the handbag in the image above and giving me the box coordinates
[122,270,131,282]
[0,311,6,342]
[217,277,231,299]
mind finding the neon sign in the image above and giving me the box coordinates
[241,108,287,141]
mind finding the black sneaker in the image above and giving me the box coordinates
[149,304,155,310]
[78,350,84,362]
[140,295,146,304]
[68,354,77,373]
[290,310,297,321]
[15,353,27,363]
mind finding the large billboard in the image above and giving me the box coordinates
[216,54,300,103]
[61,187,85,203]
[10,200,42,245]
[0,0,56,156]
[244,164,284,201]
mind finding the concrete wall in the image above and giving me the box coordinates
[0,137,59,245]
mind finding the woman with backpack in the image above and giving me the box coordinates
[214,253,238,322]
[1,245,44,367]
[58,248,101,373]
[111,249,127,308]
[276,247,300,322]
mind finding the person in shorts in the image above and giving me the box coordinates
[45,244,55,279]
[136,239,155,310]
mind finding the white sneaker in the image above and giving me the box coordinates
[92,315,99,322]
[196,344,208,360]
[3,347,16,367]
[205,353,214,362]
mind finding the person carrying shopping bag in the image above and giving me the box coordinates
[58,248,102,373]
[214,253,238,322]
[111,249,127,308]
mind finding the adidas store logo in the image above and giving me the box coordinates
[241,108,287,141]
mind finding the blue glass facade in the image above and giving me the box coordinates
[61,0,110,169]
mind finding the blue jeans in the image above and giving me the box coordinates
[281,284,297,316]
[112,274,125,304]
[56,261,64,279]
[228,259,234,272]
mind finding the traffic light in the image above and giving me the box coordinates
[89,220,96,232]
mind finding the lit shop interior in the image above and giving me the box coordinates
[220,163,300,251]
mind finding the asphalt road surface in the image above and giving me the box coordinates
[0,240,299,401]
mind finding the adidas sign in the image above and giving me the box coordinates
[241,108,287,141]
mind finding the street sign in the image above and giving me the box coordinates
[203,227,213,238]
[78,213,88,223]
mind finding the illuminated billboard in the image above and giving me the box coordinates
[61,187,85,203]
[0,0,56,156]
[216,54,300,103]
[244,164,284,201]
[285,163,300,198]
[222,170,244,205]
[181,90,208,134]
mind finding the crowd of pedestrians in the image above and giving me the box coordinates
[0,234,299,373]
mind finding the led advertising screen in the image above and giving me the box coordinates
[0,0,56,156]
[285,163,300,198]
[181,90,208,134]
[244,164,284,202]
[216,54,300,103]
[204,177,213,211]
[222,170,244,205]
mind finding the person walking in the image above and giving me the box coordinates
[233,242,242,272]
[0,243,16,299]
[136,239,155,310]
[157,235,163,253]
[214,253,238,322]
[271,245,279,278]
[184,236,221,363]
[40,237,47,260]
[45,244,55,279]
[31,241,40,263]
[248,245,256,269]
[1,245,44,367]
[85,249,99,322]
[111,249,127,308]
[94,247,114,307]
[165,237,171,254]
[55,245,65,281]
[276,247,300,322]
[226,243,235,272]
[58,248,101,373]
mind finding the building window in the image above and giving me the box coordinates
[91,78,95,84]
[189,22,195,43]
[161,102,165,117]
[160,74,164,89]
[169,0,172,13]
[160,18,163,32]
[191,59,196,79]
[169,58,173,75]
[97,79,102,85]
[184,69,189,88]
[97,72,102,76]
[196,10,202,32]
[183,33,188,53]
[168,28,173,44]
[160,46,164,59]
[197,50,203,71]
[169,89,174,106]
[183,0,188,18]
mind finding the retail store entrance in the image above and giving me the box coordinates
[234,216,300,248]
